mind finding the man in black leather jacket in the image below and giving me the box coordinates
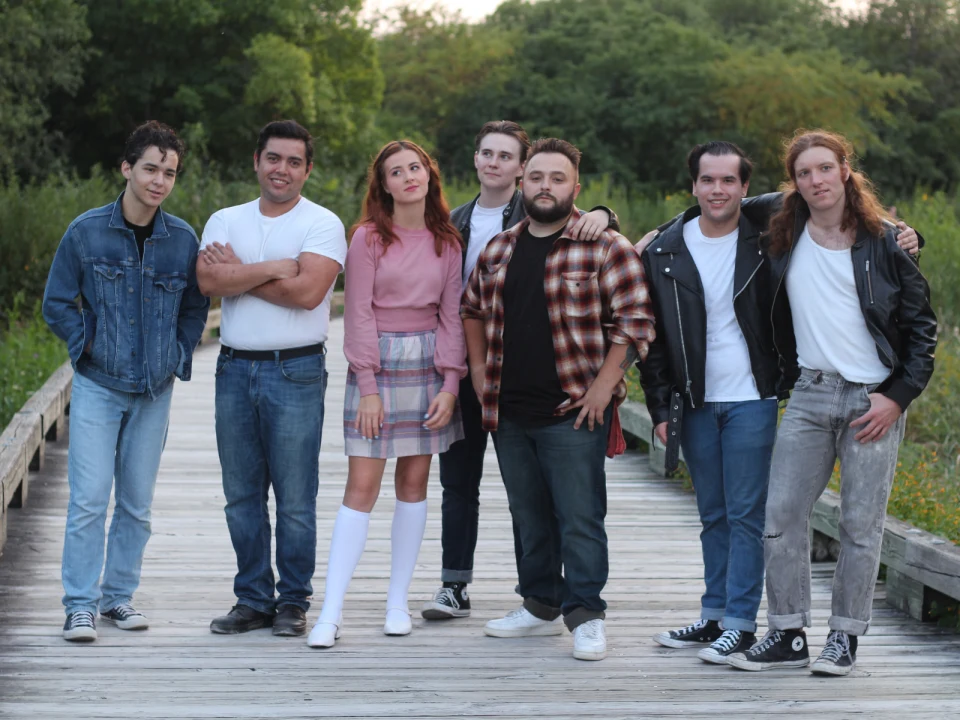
[727,130,937,677]
[641,142,780,663]
[421,120,618,621]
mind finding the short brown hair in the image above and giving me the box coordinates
[474,120,531,164]
[527,138,581,172]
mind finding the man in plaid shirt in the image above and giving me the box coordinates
[461,138,654,661]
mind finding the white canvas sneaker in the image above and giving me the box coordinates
[483,607,564,638]
[573,619,607,661]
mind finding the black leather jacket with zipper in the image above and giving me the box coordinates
[766,206,938,411]
[638,207,780,426]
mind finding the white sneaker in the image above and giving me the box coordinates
[306,614,343,648]
[383,608,412,636]
[573,619,607,661]
[483,607,564,638]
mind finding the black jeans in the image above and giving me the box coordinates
[438,377,521,583]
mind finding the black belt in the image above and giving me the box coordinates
[220,342,326,361]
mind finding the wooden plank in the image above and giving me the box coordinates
[2,319,960,719]
[0,417,29,509]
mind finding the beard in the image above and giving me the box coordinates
[523,190,575,224]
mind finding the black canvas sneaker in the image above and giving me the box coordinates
[101,603,148,630]
[728,628,810,671]
[811,630,858,676]
[697,628,756,664]
[421,583,471,619]
[653,619,722,648]
[63,610,98,642]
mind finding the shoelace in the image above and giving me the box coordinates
[818,631,850,663]
[504,608,528,621]
[433,588,457,607]
[70,610,96,629]
[672,619,708,637]
[112,602,139,618]
[577,620,604,640]
[750,629,783,655]
[711,629,742,653]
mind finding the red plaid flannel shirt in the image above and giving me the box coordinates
[460,207,655,432]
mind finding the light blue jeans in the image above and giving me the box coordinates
[62,372,173,615]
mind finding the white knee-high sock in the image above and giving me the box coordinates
[386,499,428,612]
[317,505,370,624]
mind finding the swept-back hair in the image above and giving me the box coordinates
[767,130,889,257]
[351,140,462,256]
[686,140,752,184]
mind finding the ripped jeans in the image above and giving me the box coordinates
[764,368,905,636]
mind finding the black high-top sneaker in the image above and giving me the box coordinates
[727,628,810,671]
[697,628,757,664]
[653,619,723,648]
[811,630,858,676]
[420,582,471,619]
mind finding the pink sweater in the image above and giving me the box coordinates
[344,224,467,397]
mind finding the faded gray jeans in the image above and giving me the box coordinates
[764,368,905,636]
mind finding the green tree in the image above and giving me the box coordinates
[0,0,91,179]
[52,0,383,175]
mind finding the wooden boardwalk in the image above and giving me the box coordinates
[2,317,960,719]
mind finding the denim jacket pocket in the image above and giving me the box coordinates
[92,263,127,375]
[154,274,188,375]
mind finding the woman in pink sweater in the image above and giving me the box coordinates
[308,141,467,648]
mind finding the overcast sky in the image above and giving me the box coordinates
[365,0,867,24]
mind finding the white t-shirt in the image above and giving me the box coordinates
[785,223,889,383]
[683,218,764,402]
[463,201,508,286]
[201,197,347,351]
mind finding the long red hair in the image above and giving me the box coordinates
[767,130,889,257]
[350,140,463,256]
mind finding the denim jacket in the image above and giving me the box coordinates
[42,194,210,397]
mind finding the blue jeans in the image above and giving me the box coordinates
[62,372,173,615]
[680,399,778,632]
[494,409,610,631]
[214,351,327,613]
[438,377,522,584]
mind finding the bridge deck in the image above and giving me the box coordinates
[2,318,960,719]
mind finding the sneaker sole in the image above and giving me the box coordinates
[573,647,607,661]
[811,661,854,676]
[653,633,716,649]
[100,615,148,631]
[421,603,471,620]
[727,655,810,672]
[63,628,97,642]
[484,623,564,638]
[697,649,733,664]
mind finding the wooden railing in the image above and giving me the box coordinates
[618,400,960,622]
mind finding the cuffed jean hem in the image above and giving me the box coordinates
[523,597,562,622]
[236,598,278,616]
[722,615,758,633]
[65,604,100,617]
[768,611,810,631]
[441,568,473,583]
[564,607,605,632]
[277,598,310,612]
[829,615,870,635]
[701,606,724,622]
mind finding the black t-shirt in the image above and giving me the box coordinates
[498,227,569,427]
[124,215,155,261]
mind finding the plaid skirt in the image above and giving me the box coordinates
[344,330,464,459]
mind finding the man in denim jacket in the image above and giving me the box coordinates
[42,121,209,642]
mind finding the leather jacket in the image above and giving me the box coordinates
[638,207,780,425]
[767,206,938,410]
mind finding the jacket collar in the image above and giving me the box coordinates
[109,192,170,238]
[460,188,524,233]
